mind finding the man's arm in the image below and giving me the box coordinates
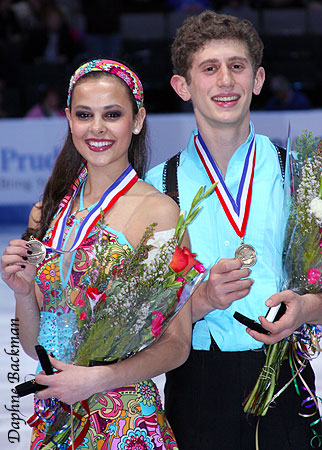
[191,258,254,322]
[247,290,322,344]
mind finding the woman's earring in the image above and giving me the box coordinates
[133,128,139,135]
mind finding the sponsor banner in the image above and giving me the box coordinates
[147,110,322,167]
[0,118,67,207]
[0,111,322,224]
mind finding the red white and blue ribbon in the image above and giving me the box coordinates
[46,164,138,253]
[194,132,256,238]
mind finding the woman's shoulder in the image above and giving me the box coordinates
[136,180,179,213]
[132,181,179,232]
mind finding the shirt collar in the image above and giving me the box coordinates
[188,122,255,164]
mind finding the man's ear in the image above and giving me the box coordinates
[170,75,192,102]
[253,67,265,96]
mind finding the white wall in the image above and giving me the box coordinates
[0,111,322,224]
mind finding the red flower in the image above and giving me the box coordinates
[79,312,87,320]
[112,263,123,279]
[86,287,99,299]
[170,246,199,275]
[151,311,165,338]
[86,287,106,302]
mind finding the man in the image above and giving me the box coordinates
[146,10,322,450]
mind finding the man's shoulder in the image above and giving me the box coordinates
[145,133,194,189]
[145,160,166,190]
[255,133,286,159]
[255,133,276,149]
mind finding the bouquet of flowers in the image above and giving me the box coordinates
[243,130,322,423]
[40,184,215,449]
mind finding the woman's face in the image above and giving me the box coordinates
[65,75,145,173]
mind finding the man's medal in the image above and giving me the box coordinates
[195,132,257,267]
[234,240,257,268]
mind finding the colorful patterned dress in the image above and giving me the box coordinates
[30,212,178,450]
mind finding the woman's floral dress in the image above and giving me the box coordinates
[30,213,178,450]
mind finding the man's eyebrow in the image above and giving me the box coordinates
[227,56,249,63]
[198,58,219,68]
[198,56,249,68]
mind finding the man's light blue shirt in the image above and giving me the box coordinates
[146,124,287,352]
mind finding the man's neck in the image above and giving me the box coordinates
[197,122,251,176]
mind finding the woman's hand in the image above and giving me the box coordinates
[36,357,102,404]
[1,239,37,296]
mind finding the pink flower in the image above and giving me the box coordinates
[176,284,184,301]
[74,297,85,307]
[79,312,87,320]
[151,311,165,338]
[194,263,206,273]
[307,268,321,284]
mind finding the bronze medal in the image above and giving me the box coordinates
[27,239,47,266]
[235,243,257,268]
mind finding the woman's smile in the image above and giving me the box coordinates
[85,138,114,152]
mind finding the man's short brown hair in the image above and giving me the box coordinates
[171,10,264,83]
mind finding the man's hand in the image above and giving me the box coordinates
[247,290,322,344]
[192,258,253,322]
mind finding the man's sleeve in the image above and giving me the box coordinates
[144,162,165,193]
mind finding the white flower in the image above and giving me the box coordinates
[309,197,322,222]
[145,228,175,265]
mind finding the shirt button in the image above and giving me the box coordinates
[224,241,230,246]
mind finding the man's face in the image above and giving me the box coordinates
[176,39,265,131]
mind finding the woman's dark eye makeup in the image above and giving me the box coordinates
[75,110,122,119]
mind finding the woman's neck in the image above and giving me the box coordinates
[83,161,130,206]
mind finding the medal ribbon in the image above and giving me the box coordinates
[194,132,256,238]
[46,164,138,253]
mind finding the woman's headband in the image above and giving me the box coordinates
[67,59,144,109]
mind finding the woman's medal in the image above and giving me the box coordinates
[28,164,139,266]
[195,132,257,267]
[27,237,47,266]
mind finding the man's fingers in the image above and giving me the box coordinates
[246,328,276,344]
[247,326,291,345]
[212,258,243,274]
[224,287,253,304]
[215,278,253,297]
[265,289,295,308]
[210,268,251,285]
[257,316,277,332]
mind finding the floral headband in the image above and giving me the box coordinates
[67,59,144,109]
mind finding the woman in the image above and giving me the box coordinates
[1,59,191,449]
